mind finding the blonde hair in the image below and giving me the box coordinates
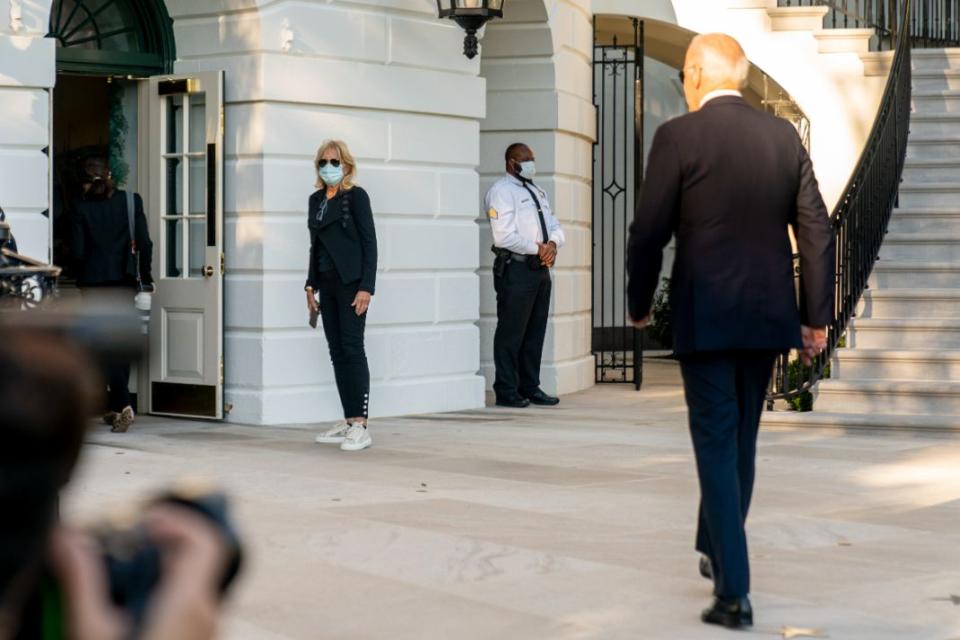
[314,139,358,190]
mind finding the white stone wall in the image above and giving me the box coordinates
[168,0,488,424]
[479,0,596,397]
[0,1,54,262]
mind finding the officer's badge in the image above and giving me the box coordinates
[487,208,498,219]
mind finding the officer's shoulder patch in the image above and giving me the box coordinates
[487,207,498,219]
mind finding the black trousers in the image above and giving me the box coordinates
[105,358,133,412]
[81,285,134,412]
[493,260,551,399]
[678,350,777,599]
[316,270,370,419]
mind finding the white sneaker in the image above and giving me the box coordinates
[315,421,350,444]
[340,423,372,451]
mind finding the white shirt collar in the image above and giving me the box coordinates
[699,89,743,109]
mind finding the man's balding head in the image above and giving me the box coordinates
[681,33,749,112]
[505,143,534,177]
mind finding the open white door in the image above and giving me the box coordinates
[146,72,224,419]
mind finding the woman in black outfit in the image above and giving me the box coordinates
[305,140,377,452]
[71,157,154,433]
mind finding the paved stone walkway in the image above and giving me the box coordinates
[64,360,960,639]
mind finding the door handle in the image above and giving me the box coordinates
[201,264,215,278]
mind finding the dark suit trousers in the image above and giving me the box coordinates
[316,270,370,419]
[493,260,551,398]
[679,350,777,599]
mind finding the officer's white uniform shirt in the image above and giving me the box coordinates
[484,174,565,255]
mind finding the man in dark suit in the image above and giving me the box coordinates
[627,34,835,629]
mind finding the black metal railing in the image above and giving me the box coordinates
[767,0,913,405]
[778,0,959,49]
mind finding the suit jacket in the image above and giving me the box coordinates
[306,186,378,294]
[71,190,154,287]
[627,96,835,355]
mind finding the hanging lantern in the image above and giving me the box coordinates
[436,0,505,59]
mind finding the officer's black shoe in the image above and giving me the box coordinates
[701,596,753,629]
[523,389,559,406]
[495,395,531,408]
[699,555,713,581]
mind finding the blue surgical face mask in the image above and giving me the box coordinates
[319,165,344,186]
[517,160,536,181]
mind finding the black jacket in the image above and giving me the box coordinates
[71,190,154,287]
[627,96,835,354]
[306,186,377,294]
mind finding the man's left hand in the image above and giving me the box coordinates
[539,241,557,267]
[631,311,652,329]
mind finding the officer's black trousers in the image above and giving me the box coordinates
[316,270,370,419]
[678,350,777,599]
[493,260,552,399]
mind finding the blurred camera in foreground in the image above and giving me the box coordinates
[0,327,244,640]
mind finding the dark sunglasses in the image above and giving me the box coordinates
[318,159,341,168]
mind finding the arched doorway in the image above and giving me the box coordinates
[48,0,175,76]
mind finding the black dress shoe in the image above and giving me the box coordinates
[699,555,713,581]
[495,395,530,408]
[523,389,559,406]
[701,596,753,629]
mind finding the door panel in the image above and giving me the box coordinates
[147,71,224,419]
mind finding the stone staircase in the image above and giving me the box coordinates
[765,48,960,432]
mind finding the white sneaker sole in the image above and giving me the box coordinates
[340,436,372,451]
[315,435,347,444]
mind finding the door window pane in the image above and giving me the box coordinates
[166,95,183,154]
[165,218,182,277]
[165,158,182,216]
[189,93,207,153]
[188,218,206,278]
[188,158,206,216]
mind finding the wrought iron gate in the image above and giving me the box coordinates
[592,19,644,388]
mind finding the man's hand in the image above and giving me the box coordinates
[538,241,557,267]
[631,310,653,329]
[800,325,828,367]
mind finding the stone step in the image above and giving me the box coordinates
[897,183,960,207]
[906,136,960,159]
[878,233,960,261]
[888,208,960,234]
[902,158,960,183]
[847,317,960,349]
[816,379,960,416]
[912,89,960,114]
[762,409,960,433]
[870,261,960,288]
[832,348,960,381]
[813,28,874,55]
[766,6,829,32]
[910,112,960,137]
[857,288,960,319]
[911,48,960,72]
[913,69,960,91]
[862,51,894,77]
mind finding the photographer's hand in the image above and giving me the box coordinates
[49,504,228,640]
[49,529,129,640]
[139,504,229,640]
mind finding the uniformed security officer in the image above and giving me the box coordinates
[485,143,565,408]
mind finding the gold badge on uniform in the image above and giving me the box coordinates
[488,208,498,219]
